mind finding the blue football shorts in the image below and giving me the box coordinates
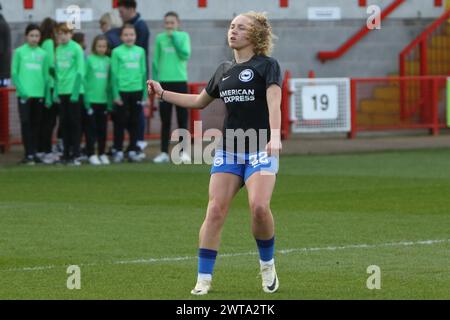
[210,150,279,182]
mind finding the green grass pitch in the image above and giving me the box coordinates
[1,149,450,299]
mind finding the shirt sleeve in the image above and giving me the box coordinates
[141,48,148,101]
[70,45,85,101]
[11,49,27,98]
[83,57,91,109]
[43,52,52,107]
[42,40,55,70]
[264,58,282,88]
[106,58,113,111]
[111,50,120,101]
[152,35,160,81]
[171,31,191,61]
[205,62,230,99]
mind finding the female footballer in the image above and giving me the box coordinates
[148,12,282,296]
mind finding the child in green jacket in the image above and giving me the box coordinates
[38,17,59,164]
[111,24,148,163]
[55,23,85,165]
[85,35,112,165]
[152,12,191,164]
[11,24,51,165]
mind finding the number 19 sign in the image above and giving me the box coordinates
[302,85,338,120]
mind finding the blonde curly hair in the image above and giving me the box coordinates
[241,11,275,56]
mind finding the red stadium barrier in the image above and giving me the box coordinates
[4,75,445,152]
[0,84,210,153]
[0,87,12,153]
[400,8,450,77]
[282,74,447,139]
[281,70,292,140]
[350,76,447,138]
[187,82,207,137]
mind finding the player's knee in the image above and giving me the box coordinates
[250,201,270,222]
[206,202,227,226]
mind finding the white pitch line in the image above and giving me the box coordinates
[1,239,448,273]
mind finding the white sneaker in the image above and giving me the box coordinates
[260,263,279,293]
[42,153,56,165]
[137,140,148,151]
[190,279,212,296]
[153,152,170,164]
[136,151,146,161]
[99,154,110,165]
[68,159,82,166]
[36,152,46,161]
[180,152,191,164]
[89,155,102,166]
[78,153,88,162]
[113,151,124,163]
[128,151,143,163]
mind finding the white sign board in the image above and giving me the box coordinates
[302,85,339,120]
[308,7,342,21]
[56,7,93,23]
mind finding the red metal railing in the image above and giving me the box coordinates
[281,70,292,140]
[318,0,406,62]
[399,9,450,125]
[0,87,12,152]
[400,9,450,77]
[187,82,206,137]
[0,84,210,153]
[350,76,447,138]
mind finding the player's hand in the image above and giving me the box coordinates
[114,99,124,106]
[147,80,163,99]
[266,139,282,157]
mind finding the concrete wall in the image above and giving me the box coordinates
[0,0,446,22]
[1,0,445,139]
[1,0,442,80]
[7,18,433,81]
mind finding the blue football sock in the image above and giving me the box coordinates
[198,248,218,276]
[255,236,275,262]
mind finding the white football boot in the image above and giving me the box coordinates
[190,279,212,296]
[260,263,279,293]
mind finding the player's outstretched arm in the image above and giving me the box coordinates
[147,80,214,110]
[266,84,283,156]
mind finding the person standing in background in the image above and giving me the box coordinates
[117,0,150,154]
[152,12,191,164]
[38,17,59,165]
[99,12,122,157]
[99,12,122,51]
[111,24,148,163]
[11,24,51,165]
[73,32,87,53]
[0,2,12,88]
[73,31,96,164]
[85,35,112,165]
[55,23,85,166]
